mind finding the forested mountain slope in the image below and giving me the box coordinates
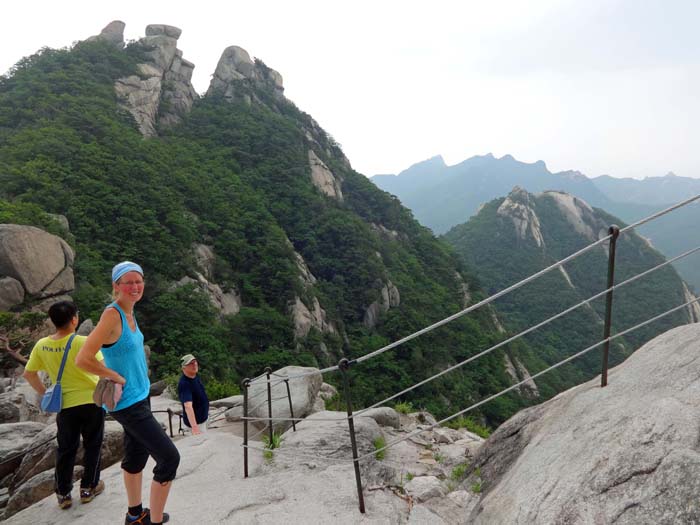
[0,24,539,425]
[372,154,700,291]
[443,187,698,391]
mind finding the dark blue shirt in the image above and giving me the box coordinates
[177,374,209,427]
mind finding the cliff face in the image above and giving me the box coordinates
[86,21,198,136]
[467,323,700,524]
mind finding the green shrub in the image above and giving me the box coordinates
[451,462,469,481]
[393,401,414,414]
[262,431,282,460]
[373,436,386,460]
[205,378,241,400]
[444,416,491,438]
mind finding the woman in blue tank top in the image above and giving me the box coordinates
[76,261,179,525]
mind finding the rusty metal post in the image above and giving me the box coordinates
[265,367,274,446]
[339,358,365,513]
[242,378,250,478]
[601,225,620,387]
[284,379,296,431]
[166,408,173,437]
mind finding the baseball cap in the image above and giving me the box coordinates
[181,354,197,366]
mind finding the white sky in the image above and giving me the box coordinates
[1,0,698,179]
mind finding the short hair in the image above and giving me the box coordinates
[48,301,78,330]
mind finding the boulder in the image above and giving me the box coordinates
[468,323,700,524]
[4,467,83,518]
[207,45,284,102]
[0,277,24,310]
[404,475,446,502]
[85,20,125,47]
[248,366,322,433]
[0,391,42,424]
[12,421,124,489]
[0,422,45,480]
[357,407,401,429]
[210,395,243,409]
[0,225,74,296]
[277,410,383,471]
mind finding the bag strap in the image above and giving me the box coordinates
[55,333,77,385]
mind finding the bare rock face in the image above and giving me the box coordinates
[112,22,197,136]
[467,323,700,524]
[503,354,539,398]
[174,273,241,318]
[363,280,401,329]
[85,20,125,48]
[543,190,606,243]
[0,422,45,481]
[290,296,337,338]
[496,187,545,247]
[4,467,82,518]
[308,150,343,201]
[207,45,284,102]
[0,225,75,309]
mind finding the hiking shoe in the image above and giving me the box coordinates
[57,493,72,509]
[125,509,170,524]
[80,479,104,503]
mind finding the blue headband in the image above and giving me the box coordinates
[112,261,144,282]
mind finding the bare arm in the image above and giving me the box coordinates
[183,401,202,434]
[75,308,126,384]
[22,370,46,396]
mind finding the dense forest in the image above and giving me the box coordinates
[443,189,694,395]
[1,39,534,426]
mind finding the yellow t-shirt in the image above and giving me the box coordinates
[25,334,103,409]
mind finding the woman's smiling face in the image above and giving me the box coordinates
[114,271,145,303]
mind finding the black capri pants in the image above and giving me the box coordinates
[110,397,180,483]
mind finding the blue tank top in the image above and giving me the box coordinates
[100,303,150,411]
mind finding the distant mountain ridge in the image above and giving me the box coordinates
[371,154,700,290]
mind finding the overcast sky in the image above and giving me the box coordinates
[1,0,698,179]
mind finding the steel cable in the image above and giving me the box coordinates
[355,296,700,463]
[353,243,700,418]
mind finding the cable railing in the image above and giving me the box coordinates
[238,193,700,514]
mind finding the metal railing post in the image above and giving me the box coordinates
[284,379,296,431]
[265,367,274,446]
[242,378,250,478]
[601,225,620,387]
[339,358,365,514]
[166,408,173,438]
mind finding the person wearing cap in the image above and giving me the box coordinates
[23,300,106,509]
[177,354,209,435]
[76,261,179,525]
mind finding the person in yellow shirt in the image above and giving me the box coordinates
[23,300,106,510]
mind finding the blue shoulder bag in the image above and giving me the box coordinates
[40,334,77,413]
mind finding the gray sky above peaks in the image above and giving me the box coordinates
[2,0,699,180]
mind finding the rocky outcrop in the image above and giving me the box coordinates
[207,45,284,104]
[193,243,215,280]
[4,467,83,519]
[496,187,545,247]
[503,354,539,398]
[112,23,197,136]
[174,273,241,317]
[467,323,700,524]
[247,366,323,433]
[363,280,401,329]
[454,272,472,308]
[0,392,42,424]
[290,296,337,338]
[85,20,125,48]
[11,421,124,491]
[0,422,45,480]
[544,190,607,243]
[308,150,343,201]
[0,225,75,309]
